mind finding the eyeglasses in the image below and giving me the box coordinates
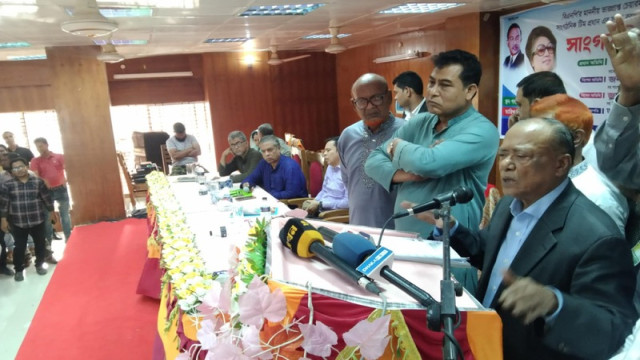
[533,44,555,57]
[352,92,388,110]
[230,140,246,148]
[11,165,26,171]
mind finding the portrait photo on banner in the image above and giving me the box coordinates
[497,0,640,135]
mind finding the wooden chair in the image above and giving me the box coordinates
[117,152,148,207]
[160,144,172,174]
[302,149,325,198]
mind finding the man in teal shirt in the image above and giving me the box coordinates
[365,50,499,292]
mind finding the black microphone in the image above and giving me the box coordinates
[391,186,473,219]
[332,232,436,307]
[279,218,382,295]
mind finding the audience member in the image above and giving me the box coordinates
[30,137,73,245]
[509,71,566,128]
[595,14,640,191]
[392,71,427,119]
[0,157,54,281]
[0,148,13,276]
[250,130,260,150]
[217,131,262,183]
[242,135,307,200]
[531,95,628,234]
[166,122,201,174]
[256,123,291,156]
[414,118,637,359]
[366,50,498,237]
[338,73,404,228]
[301,137,348,216]
[2,131,34,164]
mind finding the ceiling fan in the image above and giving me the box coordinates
[267,46,311,65]
[61,0,118,38]
[97,40,124,63]
[325,26,347,54]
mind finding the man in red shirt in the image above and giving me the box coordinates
[30,138,72,244]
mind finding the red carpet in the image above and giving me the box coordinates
[16,218,159,360]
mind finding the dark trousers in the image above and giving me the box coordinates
[0,230,6,268]
[11,222,46,272]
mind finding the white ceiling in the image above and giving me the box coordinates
[0,0,541,61]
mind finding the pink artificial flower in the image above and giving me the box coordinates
[343,314,391,360]
[196,282,223,319]
[299,321,338,357]
[238,276,286,328]
[196,319,218,351]
[241,325,272,360]
[206,342,250,360]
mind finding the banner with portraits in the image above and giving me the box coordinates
[499,0,640,135]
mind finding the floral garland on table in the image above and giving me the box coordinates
[147,172,413,359]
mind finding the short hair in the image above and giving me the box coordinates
[530,94,593,146]
[173,122,186,133]
[325,136,339,150]
[9,157,27,168]
[507,23,521,38]
[432,49,482,87]
[259,135,280,148]
[525,26,557,63]
[228,131,247,142]
[250,130,259,139]
[392,71,424,96]
[34,137,48,145]
[517,72,566,104]
[2,131,13,137]
[257,123,274,136]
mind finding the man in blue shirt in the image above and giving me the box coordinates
[411,118,636,359]
[242,135,307,200]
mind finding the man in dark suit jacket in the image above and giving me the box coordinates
[392,71,428,119]
[504,23,525,69]
[413,118,637,359]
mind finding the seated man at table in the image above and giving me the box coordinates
[217,131,262,183]
[410,118,637,359]
[242,135,307,200]
[301,137,348,216]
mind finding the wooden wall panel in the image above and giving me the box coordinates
[46,46,125,224]
[0,86,53,113]
[108,78,204,105]
[202,51,338,159]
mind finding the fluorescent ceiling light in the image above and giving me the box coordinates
[379,3,464,14]
[113,71,193,80]
[97,0,199,8]
[94,39,147,45]
[7,54,46,61]
[240,4,324,17]
[204,37,251,43]
[0,41,30,48]
[99,8,153,17]
[373,51,426,64]
[302,33,350,40]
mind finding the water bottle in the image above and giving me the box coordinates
[259,197,271,221]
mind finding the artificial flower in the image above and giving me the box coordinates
[343,314,391,360]
[299,321,338,357]
[237,276,286,328]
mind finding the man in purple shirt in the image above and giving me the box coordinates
[242,135,307,200]
[302,137,348,216]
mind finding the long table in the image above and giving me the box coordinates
[140,172,503,359]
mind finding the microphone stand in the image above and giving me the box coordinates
[434,203,459,360]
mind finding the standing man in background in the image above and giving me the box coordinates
[338,73,405,228]
[166,122,201,174]
[3,131,34,164]
[392,71,427,119]
[30,137,73,244]
[255,123,292,157]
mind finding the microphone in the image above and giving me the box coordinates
[391,186,473,219]
[332,232,436,307]
[279,218,382,295]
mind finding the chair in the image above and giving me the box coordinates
[117,152,148,207]
[160,144,172,174]
[302,149,325,198]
